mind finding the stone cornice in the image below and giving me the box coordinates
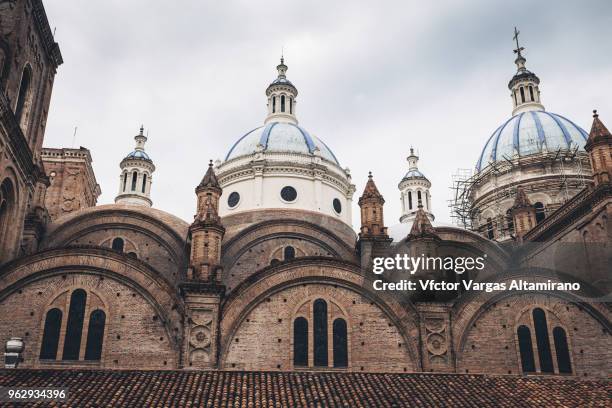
[31,0,63,67]
[524,184,612,242]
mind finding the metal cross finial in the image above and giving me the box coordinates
[513,27,524,58]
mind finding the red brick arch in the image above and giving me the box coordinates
[219,258,422,370]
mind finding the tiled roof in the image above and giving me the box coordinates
[1,369,608,407]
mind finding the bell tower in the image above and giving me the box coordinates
[115,126,155,207]
[509,28,545,115]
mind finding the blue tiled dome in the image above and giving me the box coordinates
[125,150,152,161]
[476,111,588,171]
[225,122,340,165]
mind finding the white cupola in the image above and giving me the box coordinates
[509,28,545,115]
[115,126,155,207]
[264,57,298,125]
[398,148,434,223]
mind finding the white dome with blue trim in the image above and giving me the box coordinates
[225,121,340,165]
[476,110,588,171]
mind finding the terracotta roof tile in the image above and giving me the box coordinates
[0,369,608,407]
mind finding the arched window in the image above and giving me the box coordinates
[517,325,535,373]
[272,96,276,113]
[284,246,295,261]
[84,309,106,361]
[62,289,87,360]
[141,174,147,193]
[408,191,413,210]
[293,317,308,366]
[532,308,553,373]
[131,171,137,191]
[15,65,32,124]
[553,327,572,374]
[289,97,293,114]
[506,209,514,234]
[122,173,128,192]
[486,218,494,239]
[281,95,286,112]
[333,318,348,368]
[513,90,518,106]
[39,308,62,360]
[520,87,525,103]
[112,237,124,252]
[425,192,429,210]
[529,86,534,101]
[534,202,545,224]
[417,190,422,206]
[313,299,328,367]
[0,178,16,254]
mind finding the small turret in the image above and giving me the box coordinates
[115,126,155,207]
[508,28,545,115]
[511,186,536,242]
[188,160,225,281]
[399,148,434,223]
[358,172,388,239]
[584,110,612,187]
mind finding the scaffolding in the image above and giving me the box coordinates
[448,147,590,239]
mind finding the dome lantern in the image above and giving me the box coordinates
[399,147,434,223]
[264,56,298,125]
[115,126,155,207]
[509,28,545,115]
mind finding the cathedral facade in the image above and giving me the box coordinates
[0,0,610,381]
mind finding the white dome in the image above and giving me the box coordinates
[224,122,339,165]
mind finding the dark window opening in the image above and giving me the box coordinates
[533,308,554,373]
[289,97,293,114]
[333,198,342,214]
[227,192,240,208]
[514,91,518,106]
[281,95,286,112]
[408,191,412,210]
[520,87,525,103]
[39,308,62,360]
[417,190,422,206]
[486,218,494,239]
[270,258,280,266]
[553,327,572,374]
[122,173,128,192]
[333,318,348,367]
[272,97,276,113]
[293,317,308,366]
[529,86,534,101]
[131,172,137,191]
[15,65,32,123]
[284,246,295,260]
[534,202,545,224]
[313,299,328,367]
[84,310,106,361]
[62,289,87,360]
[112,237,124,252]
[280,186,297,202]
[141,174,147,193]
[517,325,536,373]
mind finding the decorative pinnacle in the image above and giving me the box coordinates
[368,171,373,178]
[139,125,144,135]
[593,109,599,118]
[209,159,213,167]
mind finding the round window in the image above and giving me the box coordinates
[280,186,297,202]
[333,198,342,214]
[227,192,240,208]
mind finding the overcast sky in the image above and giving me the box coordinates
[43,0,612,229]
